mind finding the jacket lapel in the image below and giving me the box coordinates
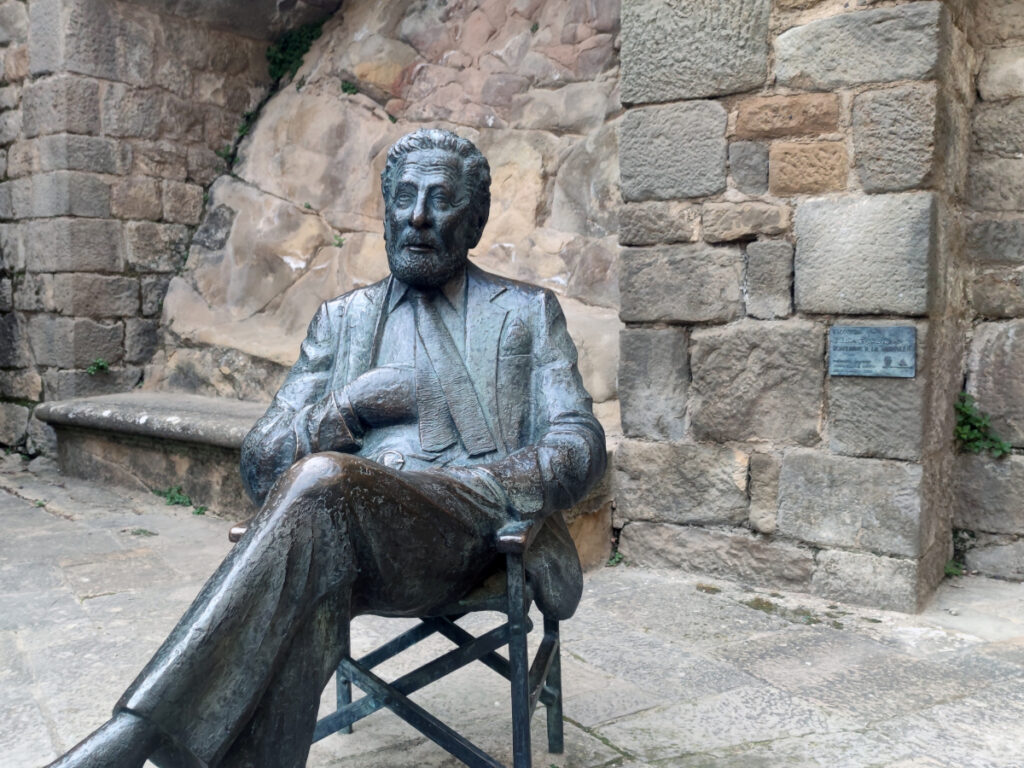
[333,278,389,389]
[465,265,509,452]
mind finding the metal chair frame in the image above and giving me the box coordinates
[312,520,564,768]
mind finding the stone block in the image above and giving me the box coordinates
[618,523,816,589]
[967,321,1024,446]
[968,157,1024,211]
[27,315,123,368]
[101,84,162,139]
[619,244,743,323]
[733,94,840,140]
[41,366,143,400]
[963,536,1024,580]
[776,2,942,90]
[972,100,1024,156]
[35,134,125,174]
[135,141,188,181]
[976,0,1024,45]
[111,176,162,221]
[749,452,780,534]
[124,221,190,273]
[853,83,936,193]
[702,202,789,243]
[811,549,920,613]
[729,141,768,195]
[0,148,6,179]
[0,276,10,311]
[186,145,225,185]
[124,318,158,363]
[0,312,31,367]
[13,271,55,312]
[140,275,171,317]
[778,449,923,557]
[16,171,111,218]
[745,240,793,320]
[614,440,749,526]
[769,142,848,196]
[689,320,824,444]
[978,46,1024,101]
[25,218,123,272]
[971,268,1024,318]
[162,181,204,225]
[21,75,100,137]
[618,202,699,246]
[618,327,688,440]
[828,377,926,462]
[52,273,138,317]
[620,0,770,102]
[620,101,727,201]
[26,416,57,456]
[966,217,1024,265]
[0,368,43,400]
[0,1,29,45]
[0,402,30,446]
[0,109,20,144]
[0,84,20,110]
[794,192,934,315]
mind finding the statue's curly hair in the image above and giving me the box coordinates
[381,129,491,248]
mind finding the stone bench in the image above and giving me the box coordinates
[35,392,613,568]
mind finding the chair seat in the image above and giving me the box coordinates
[425,569,535,617]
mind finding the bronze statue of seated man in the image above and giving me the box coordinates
[49,128,606,768]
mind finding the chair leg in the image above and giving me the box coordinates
[336,620,353,735]
[543,616,563,754]
[506,552,531,768]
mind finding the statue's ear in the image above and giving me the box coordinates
[466,197,489,249]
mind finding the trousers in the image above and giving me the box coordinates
[115,452,508,768]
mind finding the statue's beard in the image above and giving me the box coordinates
[386,243,467,290]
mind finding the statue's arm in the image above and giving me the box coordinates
[240,299,362,505]
[483,289,607,520]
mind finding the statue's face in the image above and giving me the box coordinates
[384,149,475,289]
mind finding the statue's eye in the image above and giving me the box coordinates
[394,190,415,206]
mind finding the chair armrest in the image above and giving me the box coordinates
[495,519,544,555]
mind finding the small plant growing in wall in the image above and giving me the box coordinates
[954,392,1012,458]
[86,358,109,375]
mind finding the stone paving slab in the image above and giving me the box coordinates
[2,454,1024,767]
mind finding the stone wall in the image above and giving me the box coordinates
[150,0,624,430]
[0,0,319,451]
[614,0,974,611]
[958,0,1024,580]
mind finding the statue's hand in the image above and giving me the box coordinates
[345,365,417,427]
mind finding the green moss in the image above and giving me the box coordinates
[267,22,324,82]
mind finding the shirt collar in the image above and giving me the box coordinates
[388,267,467,316]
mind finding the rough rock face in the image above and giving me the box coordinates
[158,0,624,423]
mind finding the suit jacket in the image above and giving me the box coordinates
[240,263,607,619]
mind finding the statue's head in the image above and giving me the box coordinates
[381,129,491,289]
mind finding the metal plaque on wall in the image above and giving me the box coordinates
[828,326,916,378]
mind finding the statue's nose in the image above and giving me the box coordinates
[411,192,429,227]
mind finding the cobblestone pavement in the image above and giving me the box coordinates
[2,453,1023,768]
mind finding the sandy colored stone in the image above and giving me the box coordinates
[968,157,1024,212]
[967,320,1024,447]
[769,141,848,196]
[111,176,162,220]
[978,46,1024,101]
[734,94,840,140]
[614,440,749,526]
[0,402,30,445]
[748,452,780,534]
[971,268,1024,318]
